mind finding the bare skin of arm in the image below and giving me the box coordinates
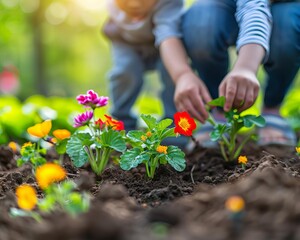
[160,37,211,123]
[160,38,265,122]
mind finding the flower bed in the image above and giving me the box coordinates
[1,143,300,240]
[1,91,300,240]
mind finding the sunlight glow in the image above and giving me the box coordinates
[1,0,19,8]
[19,0,39,13]
[45,2,68,25]
[75,0,106,12]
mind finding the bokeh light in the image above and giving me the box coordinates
[45,2,68,25]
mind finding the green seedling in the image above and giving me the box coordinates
[120,114,186,178]
[206,96,265,162]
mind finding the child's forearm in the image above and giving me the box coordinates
[233,44,265,74]
[159,37,193,83]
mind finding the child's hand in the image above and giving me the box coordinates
[219,68,260,112]
[174,71,212,123]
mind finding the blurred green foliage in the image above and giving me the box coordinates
[0,0,111,99]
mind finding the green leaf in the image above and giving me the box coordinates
[225,110,236,122]
[210,124,227,141]
[31,157,47,167]
[126,130,144,142]
[64,192,90,215]
[120,148,149,170]
[160,128,176,139]
[207,96,226,108]
[157,118,173,132]
[55,139,68,155]
[243,115,266,128]
[66,133,92,167]
[165,146,186,172]
[100,129,126,152]
[141,114,157,129]
[38,195,56,212]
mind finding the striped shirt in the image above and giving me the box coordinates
[235,0,272,58]
[107,0,272,56]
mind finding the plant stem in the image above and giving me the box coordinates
[233,133,253,160]
[97,147,111,175]
[145,162,151,178]
[220,141,229,162]
[149,156,159,178]
[84,146,98,173]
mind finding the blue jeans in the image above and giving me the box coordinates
[108,41,175,129]
[108,41,188,148]
[182,0,300,108]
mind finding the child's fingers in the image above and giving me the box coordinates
[223,83,237,112]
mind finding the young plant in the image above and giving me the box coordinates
[10,163,90,220]
[18,120,71,169]
[66,90,126,175]
[206,96,265,162]
[120,114,186,178]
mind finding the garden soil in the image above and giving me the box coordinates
[1,141,300,240]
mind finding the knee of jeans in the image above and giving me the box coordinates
[108,64,142,85]
[269,35,299,63]
[182,6,227,61]
[270,5,300,60]
[182,23,223,61]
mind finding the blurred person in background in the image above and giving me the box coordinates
[102,0,188,148]
[0,65,20,95]
[164,0,299,148]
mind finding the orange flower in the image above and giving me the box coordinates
[146,131,152,137]
[238,155,248,165]
[174,112,196,136]
[36,163,66,190]
[225,196,245,213]
[156,145,168,154]
[53,129,71,140]
[16,184,37,211]
[27,120,52,138]
[104,115,124,131]
[8,141,19,153]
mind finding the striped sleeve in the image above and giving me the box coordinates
[152,0,184,47]
[235,0,272,61]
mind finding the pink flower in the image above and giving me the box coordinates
[74,111,93,128]
[76,90,109,109]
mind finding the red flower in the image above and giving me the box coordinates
[95,118,105,130]
[104,115,124,131]
[174,112,196,136]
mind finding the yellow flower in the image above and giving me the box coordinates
[27,120,52,138]
[8,141,19,153]
[238,155,248,165]
[146,131,152,137]
[20,142,34,155]
[16,184,37,211]
[225,196,245,213]
[53,129,71,140]
[296,147,300,154]
[141,135,147,141]
[36,163,66,190]
[23,142,33,148]
[156,145,168,154]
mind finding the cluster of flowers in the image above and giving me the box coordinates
[16,163,66,211]
[74,90,124,130]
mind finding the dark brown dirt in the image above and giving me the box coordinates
[1,141,300,240]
